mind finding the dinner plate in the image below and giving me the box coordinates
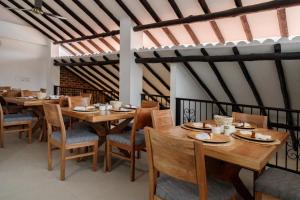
[187,132,231,143]
[184,122,213,130]
[232,122,256,130]
[233,131,274,142]
[73,108,98,113]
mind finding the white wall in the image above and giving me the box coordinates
[0,20,58,94]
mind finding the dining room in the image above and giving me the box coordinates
[1,0,300,200]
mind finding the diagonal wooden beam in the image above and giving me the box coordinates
[274,43,297,150]
[139,0,179,45]
[153,51,170,72]
[135,53,170,91]
[89,57,119,82]
[234,0,253,41]
[167,0,200,45]
[54,59,119,67]
[174,50,227,115]
[198,0,225,43]
[42,1,101,54]
[232,47,266,115]
[102,56,119,71]
[115,0,161,47]
[277,8,289,37]
[201,48,240,111]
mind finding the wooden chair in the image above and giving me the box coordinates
[141,100,160,109]
[255,167,300,200]
[0,104,33,147]
[21,90,40,97]
[43,103,99,180]
[2,89,22,114]
[106,107,159,181]
[232,112,268,128]
[151,109,174,130]
[67,96,91,108]
[5,89,21,97]
[144,127,237,200]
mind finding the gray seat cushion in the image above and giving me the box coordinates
[255,168,300,200]
[4,113,34,123]
[106,129,145,146]
[52,127,98,144]
[156,175,236,200]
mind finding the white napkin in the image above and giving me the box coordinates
[193,123,212,128]
[195,133,210,140]
[74,106,86,111]
[235,122,251,127]
[239,130,252,135]
[255,133,272,140]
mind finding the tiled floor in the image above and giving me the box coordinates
[0,133,253,200]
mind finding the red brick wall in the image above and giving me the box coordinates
[60,67,96,89]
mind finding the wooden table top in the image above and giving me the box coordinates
[159,126,289,171]
[4,97,59,107]
[61,107,135,123]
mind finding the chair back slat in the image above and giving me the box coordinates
[232,112,268,128]
[5,89,21,97]
[151,109,174,130]
[21,90,39,97]
[141,100,159,109]
[67,96,91,108]
[132,107,158,131]
[43,103,65,128]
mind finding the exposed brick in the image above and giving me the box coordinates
[60,67,96,89]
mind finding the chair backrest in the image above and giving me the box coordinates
[80,93,92,99]
[59,96,69,107]
[130,107,159,145]
[67,96,91,108]
[232,112,268,128]
[0,86,11,90]
[21,90,40,97]
[141,100,160,109]
[43,103,66,143]
[144,127,207,200]
[5,89,21,97]
[151,109,174,130]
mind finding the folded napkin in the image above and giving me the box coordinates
[235,122,251,127]
[193,123,212,128]
[239,130,252,135]
[195,133,210,140]
[255,133,272,140]
[73,106,86,111]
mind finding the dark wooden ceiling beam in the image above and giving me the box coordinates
[274,44,297,150]
[72,0,118,50]
[115,0,161,47]
[168,0,200,45]
[93,0,120,26]
[89,57,119,82]
[232,47,266,115]
[201,48,240,111]
[277,8,289,37]
[133,0,300,31]
[54,59,119,67]
[198,0,225,43]
[42,1,101,54]
[143,77,169,102]
[234,0,253,41]
[135,53,170,91]
[102,56,119,71]
[174,50,227,115]
[139,0,179,45]
[153,51,171,72]
[135,51,300,63]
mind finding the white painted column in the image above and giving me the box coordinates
[119,17,143,106]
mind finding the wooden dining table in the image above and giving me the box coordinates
[159,125,289,200]
[3,97,59,141]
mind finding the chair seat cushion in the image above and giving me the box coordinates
[106,129,145,146]
[52,127,98,145]
[156,175,236,200]
[4,113,34,123]
[255,168,300,200]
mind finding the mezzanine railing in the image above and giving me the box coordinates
[141,93,170,109]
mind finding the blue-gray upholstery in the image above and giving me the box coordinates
[156,175,236,200]
[4,113,34,123]
[255,168,300,200]
[107,129,145,146]
[52,126,98,144]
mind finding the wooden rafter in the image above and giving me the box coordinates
[115,0,161,47]
[274,44,297,150]
[174,50,227,115]
[232,47,266,115]
[54,59,119,67]
[89,57,119,83]
[94,0,120,26]
[277,8,289,37]
[167,0,200,45]
[135,53,170,91]
[201,48,240,111]
[134,0,300,31]
[153,51,170,72]
[198,0,225,43]
[139,0,179,45]
[234,0,253,41]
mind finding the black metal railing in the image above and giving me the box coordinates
[54,85,118,104]
[176,98,300,174]
[141,94,170,109]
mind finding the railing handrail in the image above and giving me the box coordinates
[176,97,300,113]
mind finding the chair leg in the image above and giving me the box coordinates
[130,150,136,182]
[48,142,53,171]
[28,123,32,144]
[106,141,112,172]
[60,149,66,181]
[93,142,98,171]
[255,191,262,200]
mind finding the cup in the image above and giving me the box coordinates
[211,126,222,134]
[224,125,235,135]
[99,105,106,111]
